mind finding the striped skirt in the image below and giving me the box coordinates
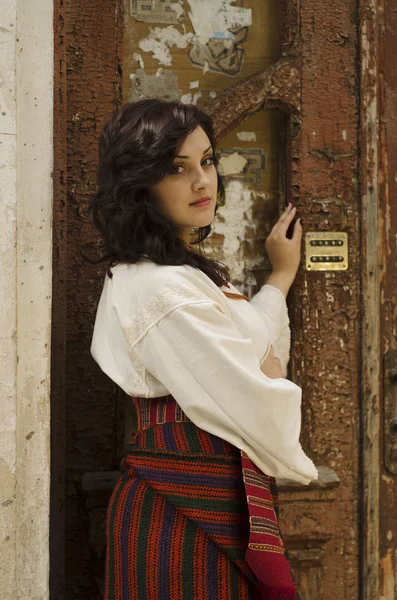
[105,395,264,599]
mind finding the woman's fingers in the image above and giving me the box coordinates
[272,204,297,237]
[265,203,303,275]
[275,204,303,241]
[291,217,303,241]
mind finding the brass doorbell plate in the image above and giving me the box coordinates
[305,232,348,271]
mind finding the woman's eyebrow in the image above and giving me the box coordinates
[175,145,212,159]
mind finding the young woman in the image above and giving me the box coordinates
[89,99,318,600]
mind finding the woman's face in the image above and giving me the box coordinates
[149,125,218,243]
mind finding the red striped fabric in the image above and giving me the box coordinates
[129,396,298,600]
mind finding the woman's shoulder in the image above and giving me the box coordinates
[109,260,230,330]
[110,259,224,293]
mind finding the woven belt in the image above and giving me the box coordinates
[132,394,298,600]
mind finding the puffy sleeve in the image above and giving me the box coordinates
[129,299,318,485]
[250,284,291,377]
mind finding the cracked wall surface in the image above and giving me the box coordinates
[0,0,53,598]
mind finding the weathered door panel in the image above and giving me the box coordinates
[52,0,364,598]
[379,0,397,596]
[360,1,397,598]
[122,2,361,599]
[277,1,360,597]
[51,0,124,597]
[208,0,361,597]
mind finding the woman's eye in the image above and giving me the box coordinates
[170,157,215,175]
[170,164,183,175]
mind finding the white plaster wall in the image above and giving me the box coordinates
[0,0,18,591]
[0,0,53,597]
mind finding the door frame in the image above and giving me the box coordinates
[359,0,384,598]
[49,0,384,597]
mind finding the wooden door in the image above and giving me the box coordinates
[359,1,397,598]
[370,0,397,597]
[51,0,368,598]
[201,1,361,597]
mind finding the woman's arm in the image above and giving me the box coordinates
[250,282,291,377]
[128,299,318,485]
[264,271,294,298]
[260,345,283,379]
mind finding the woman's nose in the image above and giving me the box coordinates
[192,166,211,189]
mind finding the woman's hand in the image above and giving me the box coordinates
[265,202,303,279]
[260,345,283,379]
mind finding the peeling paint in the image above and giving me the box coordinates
[192,90,202,105]
[218,148,264,184]
[179,89,201,105]
[128,68,182,102]
[130,0,184,24]
[201,61,209,74]
[237,131,257,142]
[382,473,394,485]
[380,548,394,600]
[187,0,251,41]
[218,151,248,175]
[179,88,201,104]
[210,179,254,281]
[188,24,248,77]
[132,52,144,69]
[169,1,184,21]
[138,26,194,66]
[189,80,199,89]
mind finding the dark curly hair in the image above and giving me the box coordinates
[88,99,231,287]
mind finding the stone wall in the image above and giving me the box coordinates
[0,0,53,597]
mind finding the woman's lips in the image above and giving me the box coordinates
[190,199,211,207]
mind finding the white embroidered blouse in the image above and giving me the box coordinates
[90,260,318,485]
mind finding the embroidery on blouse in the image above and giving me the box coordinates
[251,284,291,376]
[122,284,228,349]
[271,324,291,377]
[251,284,290,327]
[261,284,289,307]
[128,347,149,396]
[123,283,230,394]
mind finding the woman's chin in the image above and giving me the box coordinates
[191,210,216,228]
[192,218,214,230]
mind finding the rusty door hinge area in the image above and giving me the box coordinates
[384,350,397,474]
